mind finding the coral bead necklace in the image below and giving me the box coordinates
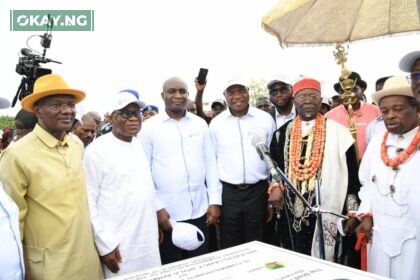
[381,127,420,168]
[290,114,326,181]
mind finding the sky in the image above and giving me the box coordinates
[1,0,419,117]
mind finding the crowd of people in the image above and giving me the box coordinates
[0,50,419,280]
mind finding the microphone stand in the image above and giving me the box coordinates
[273,165,348,260]
[315,179,325,260]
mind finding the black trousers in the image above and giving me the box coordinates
[220,180,268,249]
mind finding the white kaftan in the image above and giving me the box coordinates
[358,126,420,279]
[84,133,161,278]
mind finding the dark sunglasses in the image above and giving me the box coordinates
[407,72,420,84]
[116,109,142,119]
[269,86,291,96]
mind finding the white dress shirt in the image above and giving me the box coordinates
[140,111,222,221]
[84,133,161,278]
[275,104,296,129]
[209,106,276,184]
[0,183,24,280]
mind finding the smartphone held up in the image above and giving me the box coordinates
[197,68,208,85]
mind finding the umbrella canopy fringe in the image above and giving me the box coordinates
[346,30,420,47]
[261,22,287,48]
[261,0,420,47]
[262,30,420,49]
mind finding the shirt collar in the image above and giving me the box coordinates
[33,124,69,148]
[226,105,256,119]
[301,119,315,135]
[160,109,191,122]
[386,126,419,149]
[275,104,296,118]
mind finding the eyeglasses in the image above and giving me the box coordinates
[407,72,420,84]
[116,109,142,119]
[269,86,291,96]
[294,94,320,102]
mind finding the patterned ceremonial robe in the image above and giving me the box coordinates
[270,117,360,262]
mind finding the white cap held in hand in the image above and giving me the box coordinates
[170,219,205,251]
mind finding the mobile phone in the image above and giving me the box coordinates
[197,68,208,85]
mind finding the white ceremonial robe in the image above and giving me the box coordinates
[311,119,354,261]
[84,133,161,278]
[358,127,420,280]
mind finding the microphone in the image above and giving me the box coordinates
[251,135,281,183]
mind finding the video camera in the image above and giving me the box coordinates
[12,15,61,107]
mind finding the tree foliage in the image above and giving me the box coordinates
[248,78,268,106]
[0,116,15,129]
